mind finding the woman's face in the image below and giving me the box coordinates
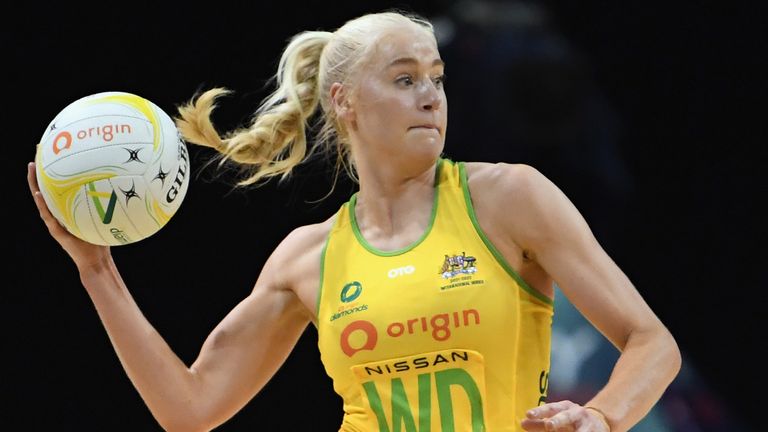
[344,25,447,171]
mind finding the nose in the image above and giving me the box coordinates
[418,80,442,111]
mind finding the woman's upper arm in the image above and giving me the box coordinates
[483,163,667,350]
[185,226,319,429]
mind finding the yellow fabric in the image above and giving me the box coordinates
[317,159,554,431]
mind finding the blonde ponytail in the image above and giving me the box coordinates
[176,31,331,186]
[175,11,435,189]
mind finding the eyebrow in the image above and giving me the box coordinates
[386,57,445,68]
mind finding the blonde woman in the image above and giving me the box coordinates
[27,10,680,432]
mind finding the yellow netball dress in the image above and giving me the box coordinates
[316,158,554,432]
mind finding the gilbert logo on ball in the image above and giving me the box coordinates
[35,91,190,246]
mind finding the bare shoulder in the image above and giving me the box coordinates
[270,213,336,281]
[461,162,562,298]
[463,161,575,249]
[266,213,337,320]
[273,215,335,262]
[464,161,552,205]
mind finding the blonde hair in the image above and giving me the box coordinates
[175,10,434,187]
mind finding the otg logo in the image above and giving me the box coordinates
[388,265,415,279]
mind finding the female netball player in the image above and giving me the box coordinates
[28,10,680,432]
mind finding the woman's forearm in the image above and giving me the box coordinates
[585,326,681,432]
[79,257,202,431]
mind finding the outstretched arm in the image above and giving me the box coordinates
[29,162,314,432]
[473,163,681,432]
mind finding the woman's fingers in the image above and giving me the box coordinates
[526,400,576,419]
[544,408,578,431]
[523,401,608,431]
[523,401,577,431]
[521,417,548,431]
[28,162,66,235]
[27,161,39,194]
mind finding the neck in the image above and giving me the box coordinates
[354,158,439,248]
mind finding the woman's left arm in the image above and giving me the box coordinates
[479,163,681,432]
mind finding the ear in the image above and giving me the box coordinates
[330,82,355,122]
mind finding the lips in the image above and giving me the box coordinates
[410,125,440,132]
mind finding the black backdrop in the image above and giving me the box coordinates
[6,1,765,430]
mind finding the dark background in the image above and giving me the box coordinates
[5,1,765,430]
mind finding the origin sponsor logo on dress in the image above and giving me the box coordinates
[339,309,481,357]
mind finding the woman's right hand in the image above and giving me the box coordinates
[28,162,111,271]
